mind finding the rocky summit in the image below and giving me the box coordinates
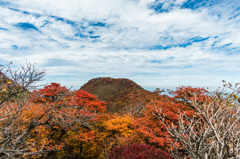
[80,77,147,113]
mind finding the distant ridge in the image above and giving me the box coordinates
[0,71,12,85]
[80,77,148,113]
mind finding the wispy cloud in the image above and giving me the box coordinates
[0,0,239,91]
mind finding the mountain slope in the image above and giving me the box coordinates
[80,77,148,113]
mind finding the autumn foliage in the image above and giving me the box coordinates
[27,83,106,158]
[1,63,239,158]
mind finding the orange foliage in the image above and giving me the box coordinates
[20,83,106,158]
[84,114,135,158]
[1,80,214,158]
[131,87,207,151]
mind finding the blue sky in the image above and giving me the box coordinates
[0,0,240,91]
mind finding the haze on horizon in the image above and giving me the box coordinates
[0,0,240,91]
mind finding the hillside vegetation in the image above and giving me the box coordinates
[0,62,239,159]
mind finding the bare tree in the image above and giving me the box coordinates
[124,101,146,117]
[0,61,46,158]
[153,88,240,159]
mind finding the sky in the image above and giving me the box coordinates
[0,0,240,91]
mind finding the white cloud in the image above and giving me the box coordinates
[0,0,240,90]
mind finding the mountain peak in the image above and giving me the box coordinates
[80,77,146,113]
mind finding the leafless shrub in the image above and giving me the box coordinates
[153,89,240,159]
[124,101,146,117]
